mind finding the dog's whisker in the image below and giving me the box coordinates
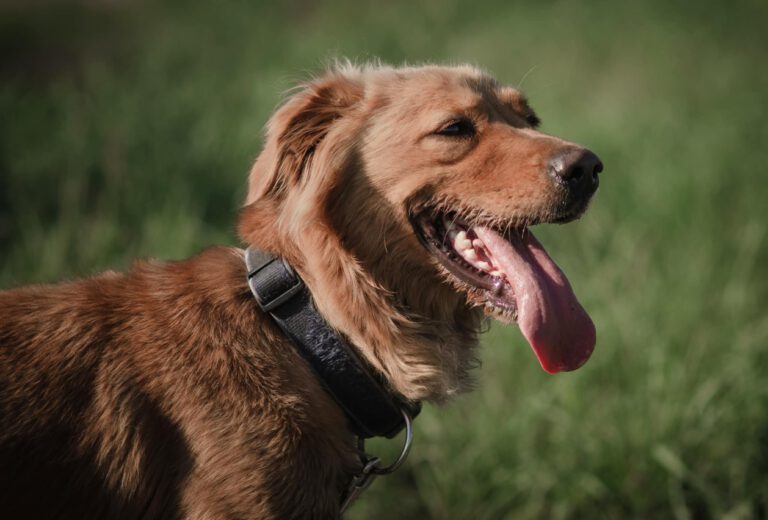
[516,64,540,90]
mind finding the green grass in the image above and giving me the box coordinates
[2,1,767,518]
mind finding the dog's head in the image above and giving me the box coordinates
[240,63,601,399]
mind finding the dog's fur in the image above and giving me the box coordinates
[0,63,595,518]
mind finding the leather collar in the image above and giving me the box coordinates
[245,248,421,439]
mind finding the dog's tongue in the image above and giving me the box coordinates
[474,227,595,373]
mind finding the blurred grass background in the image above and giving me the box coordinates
[2,0,767,518]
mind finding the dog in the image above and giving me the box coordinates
[0,63,602,519]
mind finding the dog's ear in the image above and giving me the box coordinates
[245,70,364,204]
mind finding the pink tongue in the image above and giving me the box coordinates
[474,227,595,373]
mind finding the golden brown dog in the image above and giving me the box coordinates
[0,63,602,519]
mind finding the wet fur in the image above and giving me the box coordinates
[0,63,589,518]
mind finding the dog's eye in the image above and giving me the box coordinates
[435,119,476,138]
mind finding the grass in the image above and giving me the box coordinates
[2,0,767,518]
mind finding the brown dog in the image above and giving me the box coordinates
[0,63,601,519]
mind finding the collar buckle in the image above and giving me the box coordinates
[246,249,305,312]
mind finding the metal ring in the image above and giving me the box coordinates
[371,408,414,475]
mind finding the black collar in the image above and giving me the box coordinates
[245,248,421,439]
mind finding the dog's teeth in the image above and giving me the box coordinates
[463,249,478,261]
[489,269,502,277]
[476,261,491,271]
[472,239,485,249]
[454,231,472,251]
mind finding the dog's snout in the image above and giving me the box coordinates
[550,149,603,194]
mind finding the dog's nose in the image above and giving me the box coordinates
[550,149,603,197]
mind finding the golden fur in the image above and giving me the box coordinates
[0,63,595,518]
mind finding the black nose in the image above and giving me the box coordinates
[549,149,603,196]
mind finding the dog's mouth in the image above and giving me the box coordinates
[411,210,595,373]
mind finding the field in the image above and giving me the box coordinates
[2,1,767,518]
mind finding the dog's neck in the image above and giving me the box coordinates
[244,247,421,438]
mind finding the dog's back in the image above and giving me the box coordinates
[0,247,353,519]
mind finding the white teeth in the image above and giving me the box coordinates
[454,231,472,251]
[446,225,498,275]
